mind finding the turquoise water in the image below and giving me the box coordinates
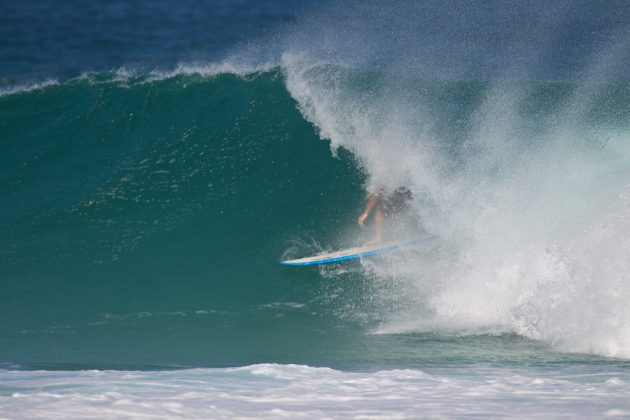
[0,71,356,368]
[2,71,630,371]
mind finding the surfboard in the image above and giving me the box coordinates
[280,234,439,266]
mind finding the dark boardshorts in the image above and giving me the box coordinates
[382,187,412,216]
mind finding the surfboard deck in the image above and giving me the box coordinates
[280,234,439,266]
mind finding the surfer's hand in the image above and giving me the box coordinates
[358,212,368,227]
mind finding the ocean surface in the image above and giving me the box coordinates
[2,0,630,418]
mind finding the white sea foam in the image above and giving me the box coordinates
[0,79,60,97]
[148,60,277,80]
[0,60,276,98]
[0,364,629,419]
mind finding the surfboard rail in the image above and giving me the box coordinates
[280,234,439,266]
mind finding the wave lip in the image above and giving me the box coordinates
[0,79,59,97]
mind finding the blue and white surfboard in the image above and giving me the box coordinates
[280,234,439,266]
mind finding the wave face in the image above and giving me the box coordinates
[3,0,630,369]
[0,71,374,368]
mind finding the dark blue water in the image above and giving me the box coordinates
[3,1,630,83]
[0,0,314,83]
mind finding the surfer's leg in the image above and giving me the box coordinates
[365,206,384,245]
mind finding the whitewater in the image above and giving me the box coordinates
[2,364,630,418]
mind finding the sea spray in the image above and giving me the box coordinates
[279,1,630,358]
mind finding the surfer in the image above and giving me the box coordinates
[357,186,412,245]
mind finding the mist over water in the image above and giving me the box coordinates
[276,1,630,357]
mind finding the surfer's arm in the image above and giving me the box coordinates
[358,192,380,227]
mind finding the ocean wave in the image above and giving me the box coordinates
[3,45,630,363]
